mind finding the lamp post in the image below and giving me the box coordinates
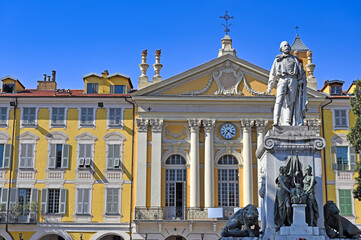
[19,233,23,240]
[201,233,204,240]
[80,234,83,240]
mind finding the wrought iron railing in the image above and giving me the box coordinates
[134,207,163,221]
[0,211,37,224]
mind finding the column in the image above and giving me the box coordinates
[241,119,254,206]
[135,118,149,207]
[255,120,268,207]
[189,119,201,208]
[204,119,215,208]
[150,118,163,207]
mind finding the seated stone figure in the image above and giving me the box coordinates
[221,204,260,238]
[290,183,307,204]
[324,201,361,239]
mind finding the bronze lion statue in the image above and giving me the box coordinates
[221,204,260,238]
[324,201,361,239]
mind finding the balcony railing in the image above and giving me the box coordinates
[135,207,234,221]
[0,211,37,224]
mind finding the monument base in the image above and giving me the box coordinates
[221,237,259,240]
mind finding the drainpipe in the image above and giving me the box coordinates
[321,98,333,201]
[125,96,135,240]
[6,97,17,240]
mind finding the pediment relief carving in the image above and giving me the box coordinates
[182,60,267,96]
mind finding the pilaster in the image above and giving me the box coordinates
[150,119,163,207]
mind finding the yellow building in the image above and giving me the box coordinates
[131,35,326,240]
[320,80,361,224]
[0,71,134,240]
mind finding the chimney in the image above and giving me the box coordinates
[52,70,56,82]
[152,49,163,83]
[305,50,317,90]
[102,70,109,78]
[138,49,150,89]
[37,72,57,90]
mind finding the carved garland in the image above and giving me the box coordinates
[165,128,186,138]
[182,63,268,96]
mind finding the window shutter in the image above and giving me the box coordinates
[28,144,34,168]
[83,189,90,214]
[81,109,86,124]
[106,189,112,214]
[9,188,17,205]
[59,189,67,214]
[76,189,83,214]
[109,109,115,125]
[350,147,356,170]
[3,144,11,168]
[31,189,38,203]
[331,163,337,170]
[86,144,92,159]
[116,108,122,125]
[108,145,114,169]
[48,144,56,168]
[1,189,8,205]
[113,188,119,214]
[62,144,69,169]
[88,108,94,123]
[40,189,48,213]
[59,108,65,123]
[19,144,27,168]
[331,146,337,166]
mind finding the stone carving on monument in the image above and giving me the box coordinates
[267,41,308,126]
[220,204,261,239]
[324,201,361,239]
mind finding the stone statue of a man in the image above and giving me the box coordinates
[267,41,308,126]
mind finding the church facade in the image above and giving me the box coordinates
[131,34,327,240]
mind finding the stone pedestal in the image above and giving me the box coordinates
[256,126,326,240]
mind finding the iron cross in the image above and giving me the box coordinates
[295,25,300,36]
[220,11,234,35]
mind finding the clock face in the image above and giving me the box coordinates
[220,123,237,140]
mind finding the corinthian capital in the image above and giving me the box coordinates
[136,118,149,132]
[255,120,269,131]
[203,119,216,132]
[240,119,254,130]
[150,118,164,132]
[188,119,201,132]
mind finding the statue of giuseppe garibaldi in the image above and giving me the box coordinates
[266,41,308,126]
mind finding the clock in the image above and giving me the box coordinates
[220,123,237,140]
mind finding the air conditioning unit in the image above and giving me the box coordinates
[85,158,92,167]
[79,158,85,167]
[114,158,120,168]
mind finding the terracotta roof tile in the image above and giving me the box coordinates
[0,89,130,97]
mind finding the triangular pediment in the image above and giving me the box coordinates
[132,54,325,99]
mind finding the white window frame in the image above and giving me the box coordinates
[0,130,11,169]
[0,106,9,128]
[49,107,68,129]
[45,131,69,170]
[104,188,121,215]
[106,107,125,130]
[75,188,92,215]
[103,132,126,170]
[332,108,350,130]
[78,107,96,129]
[75,132,98,170]
[20,107,39,129]
[17,131,40,170]
[330,134,357,171]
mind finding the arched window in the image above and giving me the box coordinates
[217,155,239,207]
[165,154,186,220]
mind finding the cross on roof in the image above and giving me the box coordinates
[220,11,234,35]
[295,25,300,36]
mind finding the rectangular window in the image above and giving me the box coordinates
[48,189,60,213]
[334,109,348,128]
[19,143,34,168]
[110,85,126,94]
[87,83,98,94]
[51,108,65,126]
[337,146,349,170]
[109,108,122,127]
[78,144,92,168]
[0,107,7,125]
[2,84,15,93]
[107,144,121,169]
[18,188,31,214]
[76,188,90,214]
[80,108,94,126]
[339,189,352,215]
[331,86,342,95]
[48,144,69,169]
[106,188,119,214]
[22,108,36,126]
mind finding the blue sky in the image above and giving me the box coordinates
[0,0,360,90]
